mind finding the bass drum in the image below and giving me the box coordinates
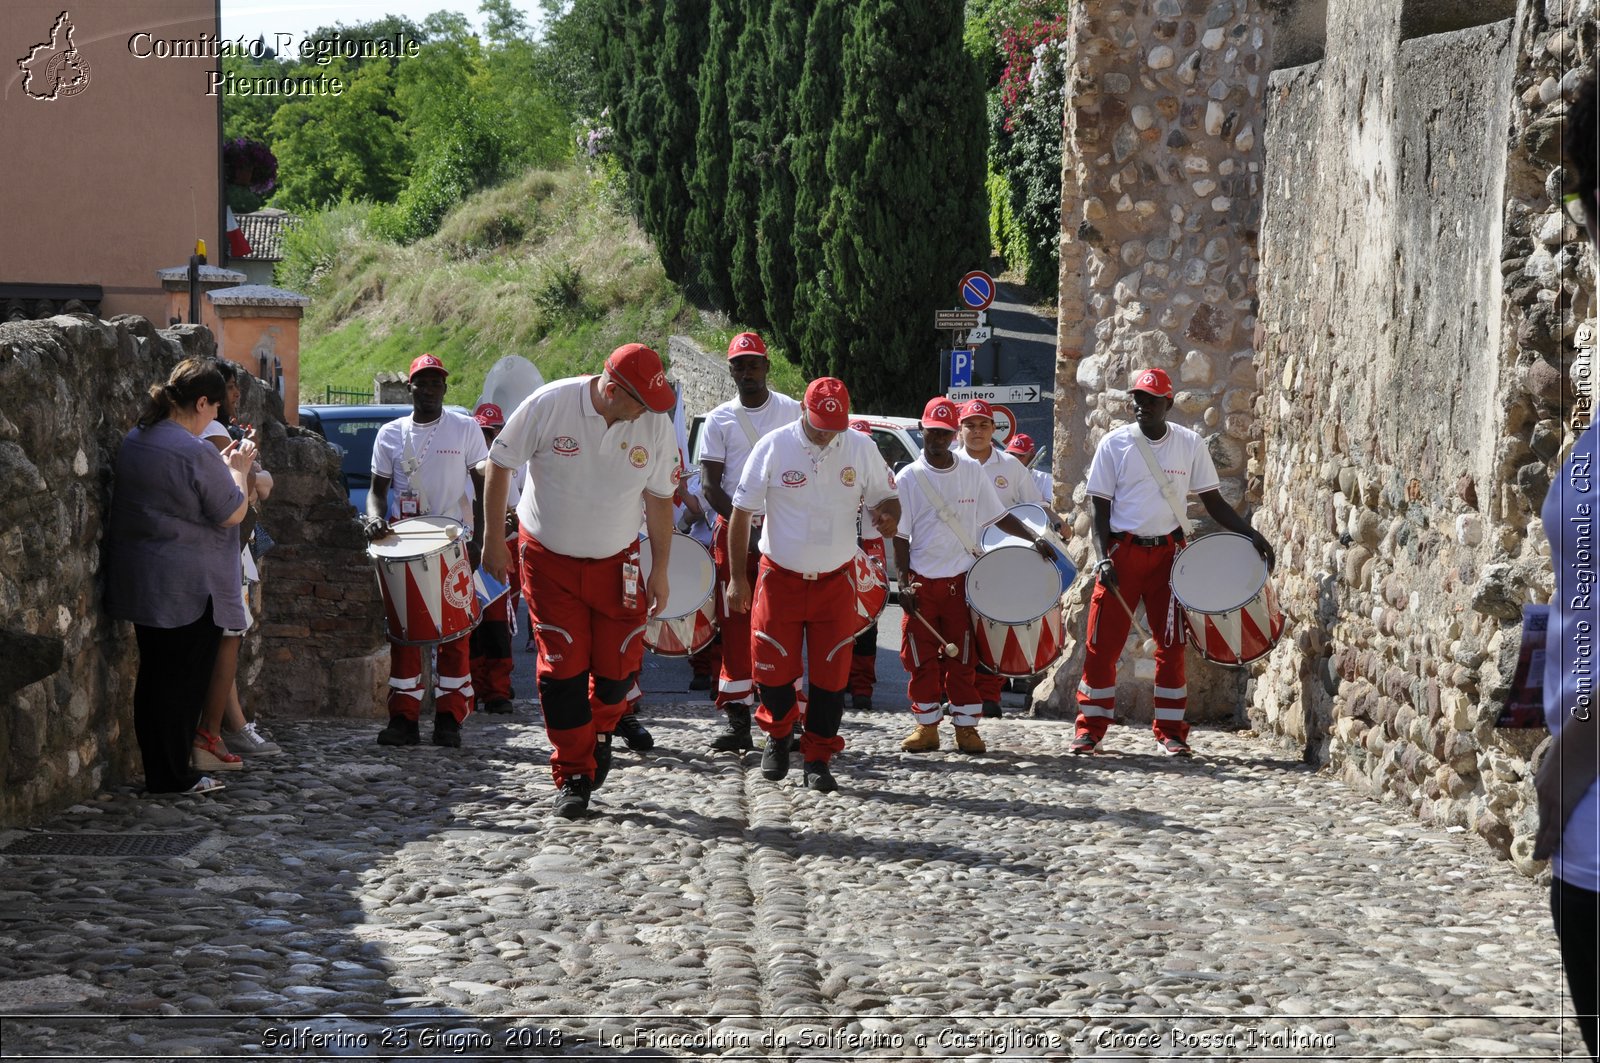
[637,532,718,657]
[1169,532,1285,667]
[965,544,1065,678]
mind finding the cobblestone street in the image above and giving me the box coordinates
[0,622,1587,1061]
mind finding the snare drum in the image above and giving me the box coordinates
[966,544,1065,677]
[638,532,718,657]
[368,515,481,645]
[982,503,1077,586]
[850,543,889,636]
[1169,532,1285,667]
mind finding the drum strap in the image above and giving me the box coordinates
[908,466,982,558]
[733,407,760,450]
[1130,432,1194,539]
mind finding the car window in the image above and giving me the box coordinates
[872,428,918,469]
[325,418,397,478]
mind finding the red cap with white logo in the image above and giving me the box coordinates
[1005,432,1036,457]
[921,397,960,432]
[473,403,505,427]
[959,398,995,422]
[848,419,872,435]
[605,343,676,413]
[1130,368,1174,398]
[804,377,851,431]
[409,353,448,379]
[727,332,767,359]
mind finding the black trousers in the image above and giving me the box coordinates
[1552,875,1600,1062]
[133,600,222,793]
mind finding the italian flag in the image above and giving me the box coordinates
[225,207,252,259]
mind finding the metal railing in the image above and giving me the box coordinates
[322,385,373,404]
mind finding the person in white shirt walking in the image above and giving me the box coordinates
[725,378,899,792]
[846,419,891,712]
[1005,433,1053,507]
[1072,367,1273,758]
[699,332,803,752]
[956,398,1046,719]
[896,398,1054,755]
[481,343,679,819]
[363,354,488,750]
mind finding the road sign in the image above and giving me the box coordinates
[949,348,974,387]
[945,383,1049,404]
[966,326,992,346]
[935,309,980,330]
[990,404,1017,445]
[959,270,996,311]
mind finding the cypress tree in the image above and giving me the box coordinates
[723,0,770,324]
[756,0,814,348]
[641,0,709,282]
[788,0,849,379]
[819,0,988,410]
[684,0,743,311]
[594,0,662,219]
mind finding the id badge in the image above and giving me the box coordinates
[398,491,420,518]
[621,561,640,610]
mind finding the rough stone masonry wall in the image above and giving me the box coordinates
[1251,0,1595,873]
[1038,0,1274,722]
[0,316,385,827]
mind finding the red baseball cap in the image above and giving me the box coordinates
[1006,432,1036,458]
[605,343,676,413]
[804,377,851,431]
[848,418,872,435]
[409,353,448,379]
[921,397,960,432]
[959,398,995,423]
[727,332,767,359]
[1130,368,1174,398]
[473,402,504,427]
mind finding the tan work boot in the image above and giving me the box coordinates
[900,723,941,752]
[953,725,987,754]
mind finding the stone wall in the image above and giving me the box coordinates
[667,335,737,417]
[1246,0,1593,873]
[0,315,385,826]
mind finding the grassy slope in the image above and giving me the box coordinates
[293,164,806,406]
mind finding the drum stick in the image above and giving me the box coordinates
[909,603,960,658]
[1107,584,1151,637]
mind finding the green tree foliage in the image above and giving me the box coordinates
[756,0,812,349]
[268,59,410,211]
[220,44,283,144]
[787,0,848,377]
[684,0,743,311]
[818,0,988,409]
[535,0,607,120]
[641,0,707,282]
[722,0,770,324]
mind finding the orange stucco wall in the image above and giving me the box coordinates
[216,311,300,424]
[1,1,222,322]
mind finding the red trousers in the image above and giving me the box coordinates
[712,517,761,709]
[521,533,646,786]
[750,557,856,761]
[848,537,885,696]
[1075,537,1189,741]
[899,570,982,726]
[388,637,473,722]
[470,540,518,703]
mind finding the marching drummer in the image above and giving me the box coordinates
[699,332,803,753]
[480,343,679,819]
[724,378,899,793]
[363,354,488,750]
[468,403,521,716]
[1072,367,1274,758]
[956,399,1046,719]
[896,398,1053,756]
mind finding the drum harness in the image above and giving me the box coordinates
[1129,432,1194,646]
[906,465,982,597]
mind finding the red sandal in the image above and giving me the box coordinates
[193,730,243,772]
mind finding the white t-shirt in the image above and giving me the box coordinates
[733,422,896,574]
[960,445,1045,510]
[490,377,679,559]
[372,410,488,526]
[1031,467,1053,503]
[897,454,1003,578]
[1084,422,1219,536]
[700,392,802,499]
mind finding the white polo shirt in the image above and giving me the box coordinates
[372,410,488,526]
[733,422,896,574]
[1031,467,1053,502]
[700,392,802,498]
[897,453,1003,578]
[1085,421,1219,536]
[959,445,1044,509]
[490,377,679,558]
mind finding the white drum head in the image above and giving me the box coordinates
[967,546,1062,624]
[367,515,462,559]
[981,503,1051,551]
[638,532,715,620]
[1169,533,1267,614]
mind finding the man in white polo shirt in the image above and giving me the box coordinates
[481,343,679,819]
[725,378,899,793]
[699,331,802,752]
[1006,433,1053,503]
[1073,367,1274,758]
[896,398,1054,755]
[364,354,488,750]
[956,398,1046,719]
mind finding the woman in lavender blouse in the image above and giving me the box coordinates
[105,358,255,795]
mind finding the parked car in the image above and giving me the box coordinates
[299,403,469,512]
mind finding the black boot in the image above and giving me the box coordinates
[710,703,755,752]
[377,716,420,746]
[615,713,654,751]
[761,732,794,781]
[593,733,613,788]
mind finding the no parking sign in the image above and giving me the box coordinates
[989,404,1016,446]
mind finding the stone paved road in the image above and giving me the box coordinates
[0,619,1587,1061]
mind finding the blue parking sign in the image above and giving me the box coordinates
[950,348,973,387]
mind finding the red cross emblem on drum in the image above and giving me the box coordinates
[444,558,474,610]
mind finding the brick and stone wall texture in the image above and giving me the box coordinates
[0,316,384,826]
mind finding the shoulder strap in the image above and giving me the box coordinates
[732,406,759,449]
[1130,430,1193,537]
[909,465,982,558]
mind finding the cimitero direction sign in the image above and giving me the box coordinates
[946,383,1049,404]
[959,270,996,311]
[935,309,980,330]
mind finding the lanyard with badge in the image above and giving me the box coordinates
[398,420,438,517]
